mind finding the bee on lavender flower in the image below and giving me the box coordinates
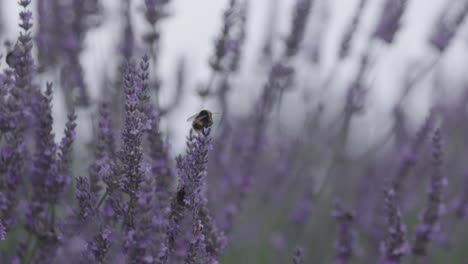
[187,110,215,133]
[176,186,186,206]
[5,42,24,68]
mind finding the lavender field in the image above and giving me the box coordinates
[0,0,468,263]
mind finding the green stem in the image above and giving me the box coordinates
[21,233,33,263]
[50,205,56,228]
[123,196,135,229]
[96,190,109,210]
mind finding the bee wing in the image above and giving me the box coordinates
[186,114,198,122]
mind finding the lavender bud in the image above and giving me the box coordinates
[429,1,468,53]
[332,201,354,264]
[379,188,409,264]
[412,129,447,257]
[373,0,408,44]
[284,0,314,58]
[292,247,304,264]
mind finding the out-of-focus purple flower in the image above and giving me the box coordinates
[412,129,447,257]
[339,0,368,59]
[31,83,59,203]
[392,111,434,192]
[456,172,468,219]
[142,0,171,96]
[271,231,287,252]
[60,0,99,106]
[345,54,369,114]
[89,101,116,196]
[379,188,409,264]
[124,170,162,263]
[88,228,113,262]
[210,0,248,74]
[144,0,171,29]
[75,177,95,222]
[332,201,354,264]
[289,189,313,226]
[0,220,6,240]
[292,247,305,264]
[36,0,61,70]
[120,0,134,60]
[429,1,468,53]
[284,0,314,58]
[373,0,408,44]
[198,196,226,259]
[147,107,174,238]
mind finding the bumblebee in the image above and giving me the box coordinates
[5,42,24,68]
[187,110,214,132]
[176,186,186,206]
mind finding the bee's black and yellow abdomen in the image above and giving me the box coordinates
[193,120,205,131]
[191,110,214,131]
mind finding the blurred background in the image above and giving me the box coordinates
[1,0,464,152]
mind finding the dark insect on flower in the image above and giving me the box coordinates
[176,186,186,206]
[5,43,24,68]
[187,110,215,133]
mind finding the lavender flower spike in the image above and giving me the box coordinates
[373,0,408,44]
[412,128,447,257]
[379,188,408,264]
[332,201,354,264]
[120,62,146,226]
[429,1,468,53]
[292,247,304,264]
[284,0,314,58]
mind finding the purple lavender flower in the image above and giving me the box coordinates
[13,1,35,93]
[292,247,304,264]
[60,0,98,106]
[412,129,447,257]
[162,127,221,262]
[57,109,77,185]
[392,111,434,192]
[345,54,369,114]
[456,172,468,219]
[210,0,248,74]
[88,228,113,262]
[36,0,61,70]
[75,176,95,221]
[332,201,354,264]
[379,188,409,264]
[429,1,468,53]
[284,0,314,58]
[289,189,313,227]
[89,101,116,196]
[31,83,59,203]
[120,0,135,60]
[0,220,6,240]
[142,0,171,96]
[124,170,162,263]
[119,62,147,227]
[373,0,408,44]
[97,61,152,234]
